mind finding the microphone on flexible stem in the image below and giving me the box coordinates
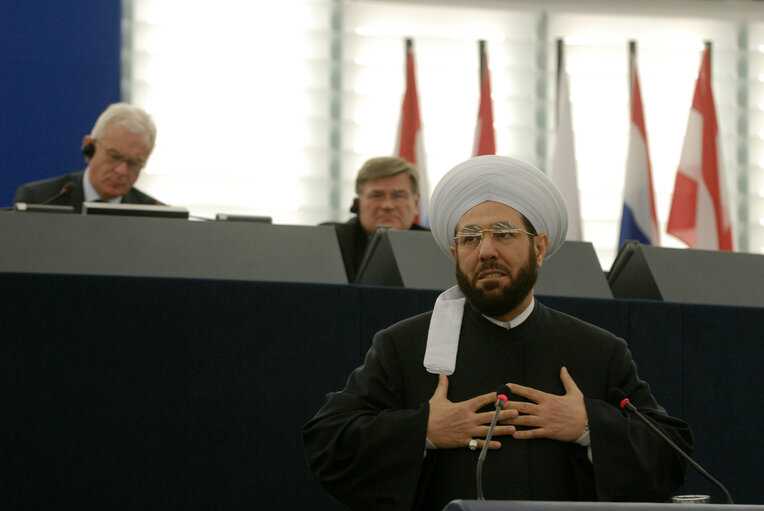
[609,388,733,504]
[476,384,511,500]
[41,181,77,204]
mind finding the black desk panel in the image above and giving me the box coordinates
[1,274,761,508]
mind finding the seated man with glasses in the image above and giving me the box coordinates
[14,102,164,211]
[304,155,692,510]
[322,156,429,283]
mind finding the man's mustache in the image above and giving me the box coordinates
[474,261,511,280]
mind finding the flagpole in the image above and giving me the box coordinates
[479,40,486,85]
[704,40,712,74]
[556,38,563,127]
[628,40,636,99]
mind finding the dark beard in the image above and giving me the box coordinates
[455,245,538,319]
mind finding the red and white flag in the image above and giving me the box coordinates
[395,39,429,226]
[473,40,495,156]
[667,45,733,250]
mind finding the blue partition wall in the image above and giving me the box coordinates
[1,273,762,508]
[0,1,121,206]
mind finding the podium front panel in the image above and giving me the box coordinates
[444,500,764,511]
[608,242,764,307]
[0,211,348,284]
[359,230,612,299]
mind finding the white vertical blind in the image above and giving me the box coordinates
[123,0,335,223]
[123,0,764,269]
[748,22,764,255]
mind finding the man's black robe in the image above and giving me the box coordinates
[303,301,692,510]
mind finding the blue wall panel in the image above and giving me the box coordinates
[0,1,121,206]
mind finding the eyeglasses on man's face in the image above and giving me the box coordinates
[453,225,535,250]
[96,141,147,173]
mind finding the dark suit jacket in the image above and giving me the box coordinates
[322,216,429,283]
[14,170,163,212]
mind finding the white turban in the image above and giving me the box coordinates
[429,154,569,259]
[424,155,569,375]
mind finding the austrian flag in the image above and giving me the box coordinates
[667,45,733,251]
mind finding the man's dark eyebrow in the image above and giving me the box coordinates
[368,189,410,195]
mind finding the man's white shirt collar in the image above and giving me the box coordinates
[484,298,535,329]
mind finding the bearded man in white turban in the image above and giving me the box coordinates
[304,155,692,511]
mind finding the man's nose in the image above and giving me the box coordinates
[380,195,395,209]
[113,160,129,174]
[478,233,500,259]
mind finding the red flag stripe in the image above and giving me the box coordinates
[630,65,660,240]
[395,41,429,225]
[473,44,496,156]
[397,47,421,165]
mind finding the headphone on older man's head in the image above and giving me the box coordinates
[81,143,95,159]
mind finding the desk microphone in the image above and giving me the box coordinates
[41,181,77,205]
[476,384,510,500]
[609,388,733,504]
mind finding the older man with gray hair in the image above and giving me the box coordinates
[304,154,692,510]
[14,102,163,211]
